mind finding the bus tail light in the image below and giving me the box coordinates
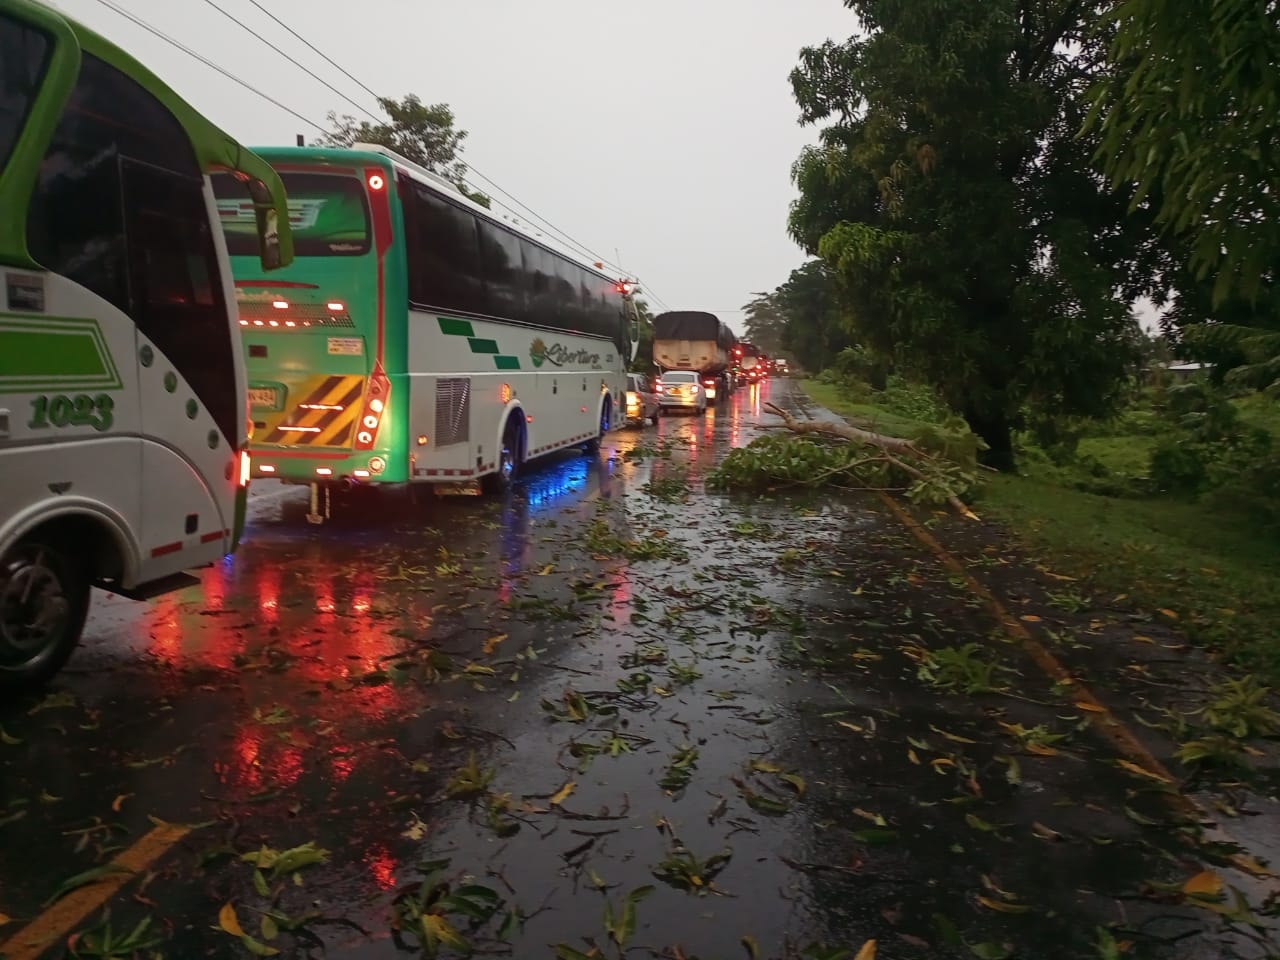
[239,450,251,486]
[354,365,391,452]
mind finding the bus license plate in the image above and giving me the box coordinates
[248,387,278,408]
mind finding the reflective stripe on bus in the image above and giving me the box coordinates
[260,374,365,445]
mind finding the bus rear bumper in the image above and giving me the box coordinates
[247,448,399,484]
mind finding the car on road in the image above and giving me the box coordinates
[657,370,707,413]
[625,374,661,425]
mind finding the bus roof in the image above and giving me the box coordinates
[2,0,292,264]
[246,142,624,285]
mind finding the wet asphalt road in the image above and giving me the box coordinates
[1,379,1277,960]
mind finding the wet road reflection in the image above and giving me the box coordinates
[1,378,1268,960]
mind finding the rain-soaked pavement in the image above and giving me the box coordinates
[2,379,1278,960]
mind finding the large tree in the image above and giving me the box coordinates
[1085,0,1280,396]
[741,291,788,357]
[774,260,856,377]
[1085,0,1280,305]
[789,0,1164,469]
[320,95,491,208]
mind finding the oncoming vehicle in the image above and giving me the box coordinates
[658,371,707,413]
[625,373,660,425]
[0,0,293,690]
[215,143,640,522]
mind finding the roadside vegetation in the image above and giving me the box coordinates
[799,367,1280,684]
[713,0,1280,687]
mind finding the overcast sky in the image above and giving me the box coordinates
[50,0,862,336]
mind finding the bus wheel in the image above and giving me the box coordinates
[586,399,612,454]
[484,418,522,495]
[0,537,91,691]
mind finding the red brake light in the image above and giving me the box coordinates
[368,174,385,191]
[354,364,391,452]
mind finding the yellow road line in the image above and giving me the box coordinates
[877,492,1204,818]
[0,823,190,960]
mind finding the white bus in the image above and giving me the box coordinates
[217,142,640,521]
[0,0,292,689]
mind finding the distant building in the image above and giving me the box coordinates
[1164,361,1213,382]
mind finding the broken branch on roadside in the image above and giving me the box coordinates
[706,401,983,519]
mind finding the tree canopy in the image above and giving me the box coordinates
[788,0,1163,469]
[1085,0,1280,305]
[740,291,788,359]
[320,94,491,208]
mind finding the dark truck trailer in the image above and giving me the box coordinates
[652,311,738,400]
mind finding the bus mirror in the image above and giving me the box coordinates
[243,177,285,270]
[256,207,282,270]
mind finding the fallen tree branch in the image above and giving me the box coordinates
[765,402,927,457]
[763,401,980,520]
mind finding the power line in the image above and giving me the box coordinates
[246,0,382,104]
[227,2,629,276]
[91,0,327,135]
[93,0,635,280]
[197,0,381,124]
[86,1,588,262]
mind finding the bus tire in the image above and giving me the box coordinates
[484,416,523,495]
[0,535,91,692]
[585,397,613,454]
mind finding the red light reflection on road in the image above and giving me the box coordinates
[202,569,226,611]
[365,844,398,890]
[315,582,336,617]
[257,567,280,623]
[223,728,305,794]
[148,595,182,663]
[610,576,632,618]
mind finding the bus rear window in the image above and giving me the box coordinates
[214,170,370,257]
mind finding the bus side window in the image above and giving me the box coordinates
[26,51,235,445]
[405,184,484,315]
[522,242,556,328]
[0,13,50,171]
[26,52,199,315]
[120,159,235,444]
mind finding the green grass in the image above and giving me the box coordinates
[801,380,938,437]
[1076,434,1156,478]
[978,475,1280,682]
[799,379,1280,683]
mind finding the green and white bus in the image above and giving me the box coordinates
[213,143,640,522]
[0,0,293,689]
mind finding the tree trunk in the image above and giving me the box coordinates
[965,406,1016,472]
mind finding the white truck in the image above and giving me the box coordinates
[652,311,737,401]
